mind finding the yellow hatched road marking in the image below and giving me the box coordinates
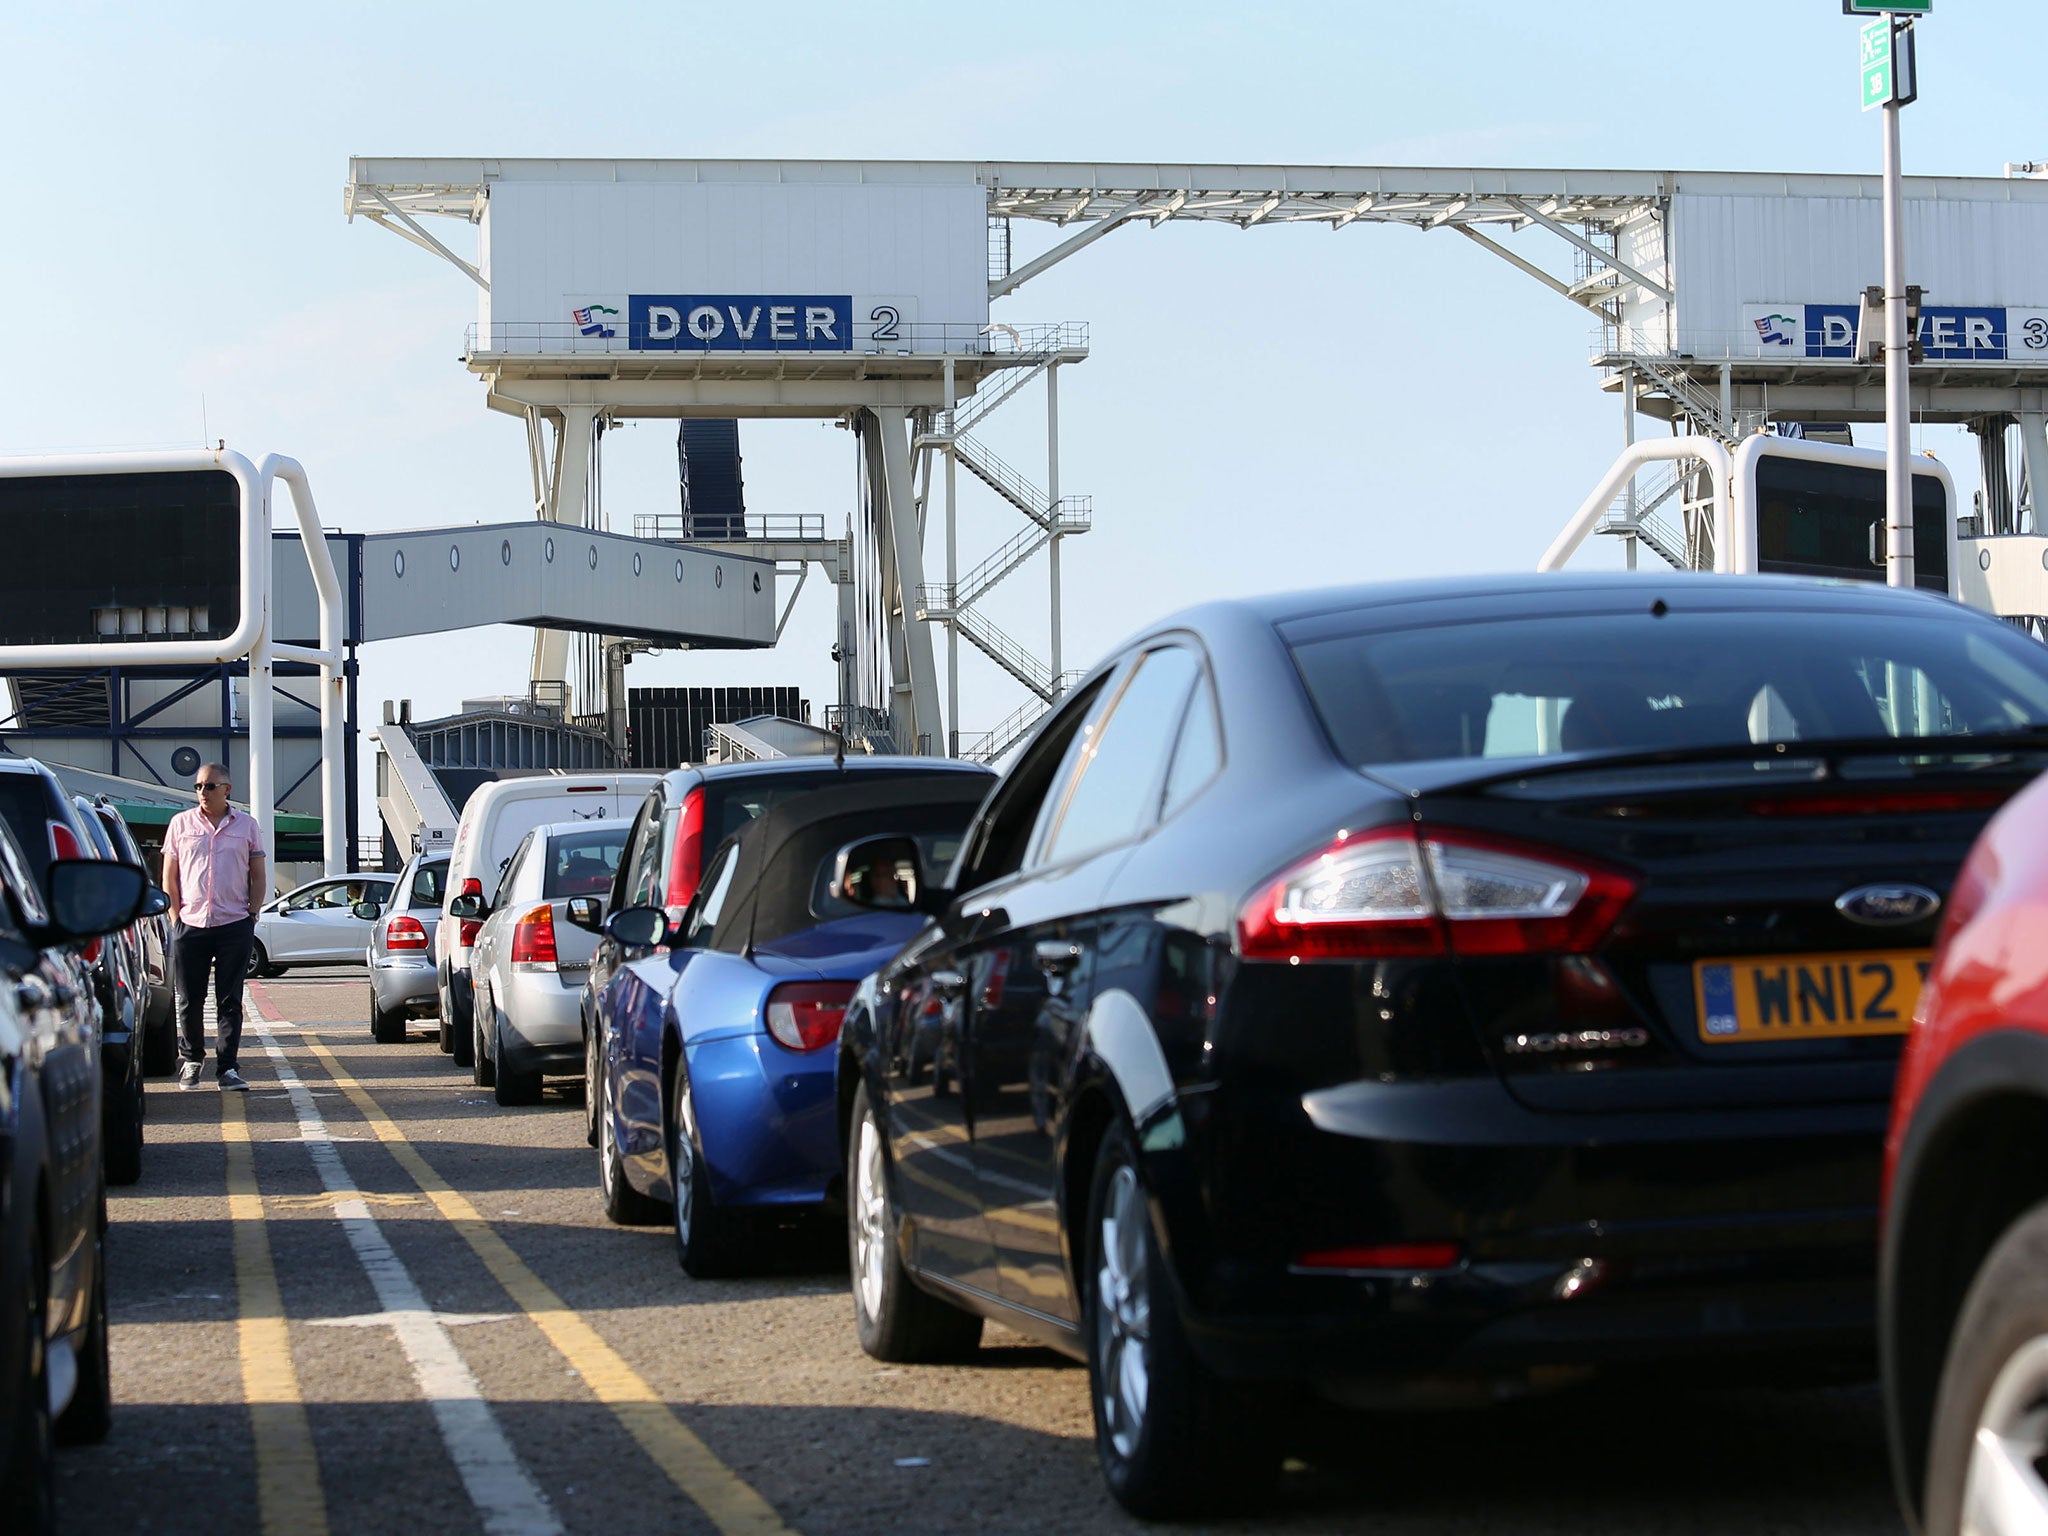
[219,1090,331,1536]
[296,1031,794,1536]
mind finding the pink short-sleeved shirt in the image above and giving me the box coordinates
[164,806,263,928]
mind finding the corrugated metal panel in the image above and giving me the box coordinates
[479,173,988,352]
[1672,192,2048,356]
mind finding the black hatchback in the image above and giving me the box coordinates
[832,573,2048,1518]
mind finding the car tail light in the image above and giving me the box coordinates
[1238,827,1635,962]
[510,905,559,969]
[49,820,83,863]
[764,980,855,1052]
[1294,1242,1461,1273]
[1749,788,2010,818]
[384,914,429,951]
[456,877,483,948]
[663,788,706,924]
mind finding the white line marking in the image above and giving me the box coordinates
[253,1020,566,1536]
[312,1312,516,1329]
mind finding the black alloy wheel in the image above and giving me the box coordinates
[250,942,279,980]
[598,1052,665,1227]
[1923,1198,2048,1536]
[846,1081,982,1362]
[370,991,405,1045]
[667,1055,747,1277]
[1085,1119,1277,1519]
[3,1223,53,1534]
[491,1012,543,1107]
[55,1196,110,1446]
[582,1017,602,1148]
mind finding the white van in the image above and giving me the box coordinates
[434,772,658,1062]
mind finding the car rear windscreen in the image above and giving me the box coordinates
[543,827,630,898]
[0,777,55,886]
[1290,607,2048,766]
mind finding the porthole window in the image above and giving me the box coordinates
[588,544,599,571]
[633,552,642,577]
[501,539,512,566]
[674,559,684,582]
[393,550,406,577]
[752,571,761,593]
[449,544,461,572]
[714,566,724,588]
[545,537,556,564]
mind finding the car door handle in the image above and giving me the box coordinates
[1034,940,1082,977]
[930,969,967,999]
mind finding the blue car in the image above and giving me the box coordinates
[586,761,992,1276]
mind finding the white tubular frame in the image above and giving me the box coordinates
[1538,437,1734,575]
[0,448,345,872]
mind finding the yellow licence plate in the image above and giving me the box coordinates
[1693,950,1929,1043]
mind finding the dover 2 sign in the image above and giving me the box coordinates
[629,295,853,352]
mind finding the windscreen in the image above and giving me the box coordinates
[1291,607,2048,767]
[542,827,630,898]
[1755,457,1948,593]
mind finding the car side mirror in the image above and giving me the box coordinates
[140,886,171,918]
[448,892,486,920]
[831,836,941,915]
[43,859,147,944]
[603,905,669,950]
[565,896,605,934]
[351,900,382,921]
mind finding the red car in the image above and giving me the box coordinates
[1883,767,2048,1536]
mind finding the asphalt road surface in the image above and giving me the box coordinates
[56,966,1908,1535]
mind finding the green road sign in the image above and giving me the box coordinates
[1861,17,1893,110]
[1844,1,1930,14]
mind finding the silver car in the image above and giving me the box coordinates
[253,872,393,974]
[364,851,448,1043]
[461,821,626,1106]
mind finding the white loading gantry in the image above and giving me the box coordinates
[346,160,2048,767]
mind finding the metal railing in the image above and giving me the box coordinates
[953,432,1054,521]
[958,670,1087,764]
[950,502,1092,611]
[631,512,826,542]
[1595,461,1690,570]
[930,351,1060,441]
[823,704,897,755]
[464,319,1088,360]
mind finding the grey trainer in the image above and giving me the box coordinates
[177,1062,204,1090]
[217,1068,250,1091]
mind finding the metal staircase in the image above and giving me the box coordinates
[948,432,1060,526]
[1635,357,1741,445]
[951,502,1092,611]
[958,671,1088,765]
[1596,461,1691,569]
[931,351,1061,442]
[917,594,1058,702]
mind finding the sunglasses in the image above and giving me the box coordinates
[195,782,228,791]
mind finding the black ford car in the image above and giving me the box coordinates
[833,573,2048,1518]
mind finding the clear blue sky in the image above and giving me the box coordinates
[2,1,2038,762]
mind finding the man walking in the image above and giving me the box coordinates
[160,762,266,1090]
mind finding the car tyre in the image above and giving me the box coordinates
[667,1055,749,1277]
[583,1017,602,1148]
[848,1080,982,1361]
[598,1054,665,1228]
[492,1012,543,1107]
[1085,1119,1277,1519]
[141,1002,178,1077]
[250,941,279,979]
[54,1199,111,1446]
[1924,1197,2048,1536]
[3,1222,54,1534]
[437,1011,456,1055]
[370,993,406,1045]
[470,1003,494,1088]
[103,1076,143,1188]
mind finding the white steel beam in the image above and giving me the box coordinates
[990,198,1151,299]
[362,189,488,291]
[1501,196,1673,303]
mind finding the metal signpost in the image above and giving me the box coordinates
[1855,2,1924,587]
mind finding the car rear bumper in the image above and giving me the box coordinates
[1166,1075,1887,1388]
[688,1032,839,1209]
[371,956,438,1013]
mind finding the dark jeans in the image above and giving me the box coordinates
[174,916,255,1072]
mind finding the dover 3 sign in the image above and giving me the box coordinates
[1741,302,2048,361]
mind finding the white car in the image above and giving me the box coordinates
[252,872,395,975]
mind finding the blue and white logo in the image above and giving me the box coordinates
[1835,883,1941,927]
[628,294,853,352]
